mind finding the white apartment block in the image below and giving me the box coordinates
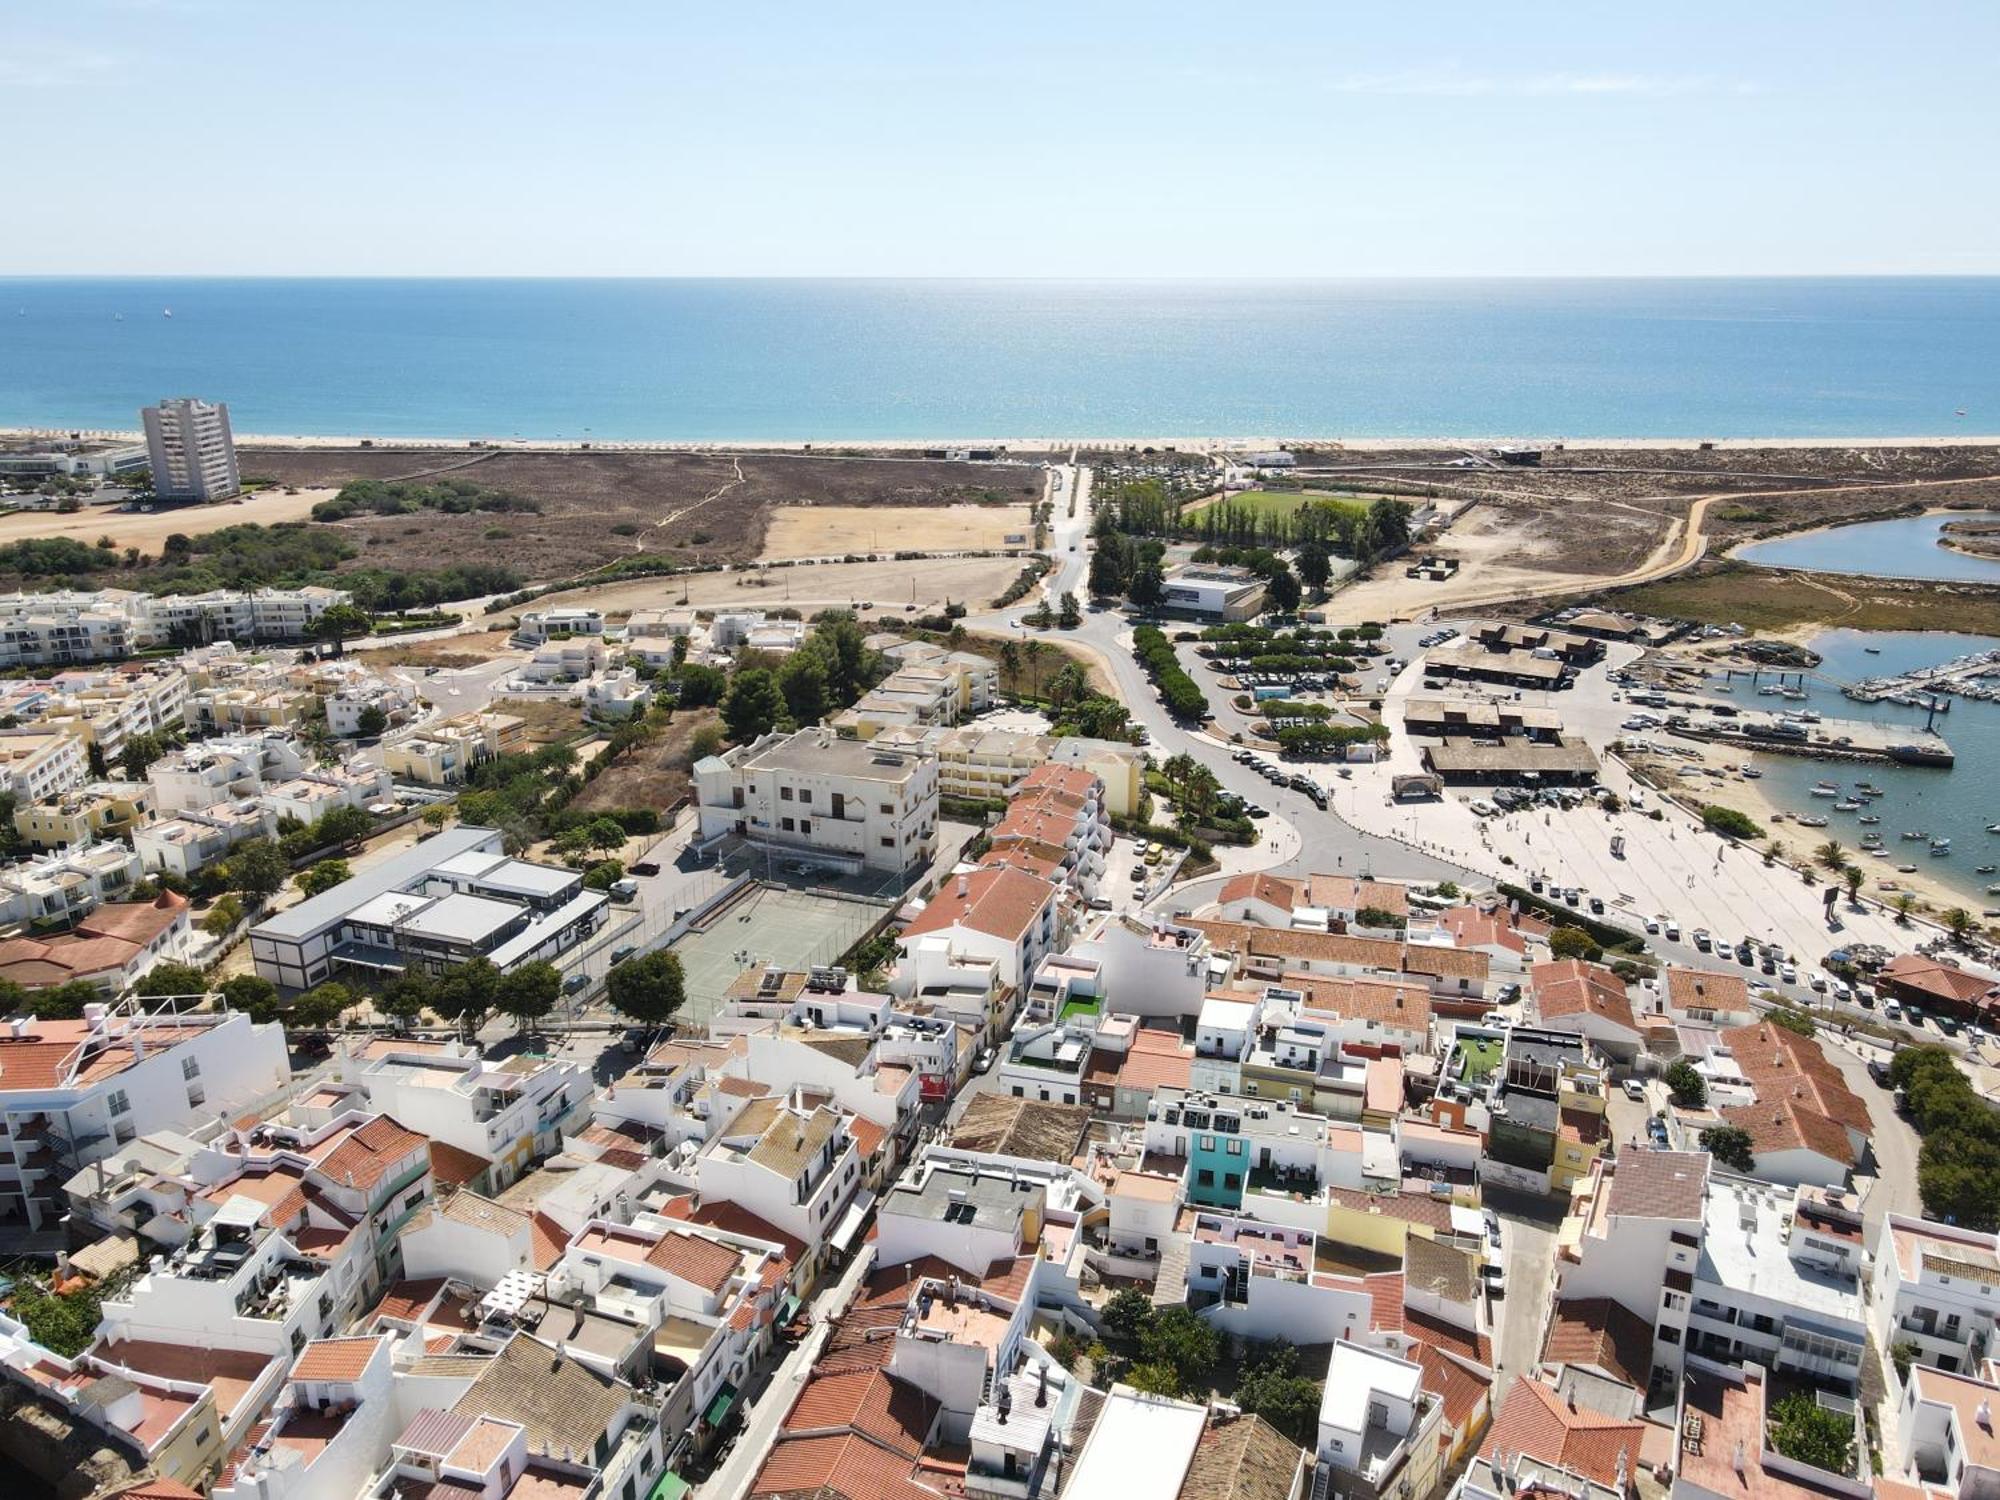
[0,1000,290,1233]
[897,865,1060,992]
[0,841,144,926]
[0,595,134,669]
[337,1037,594,1188]
[136,586,350,646]
[1873,1213,2000,1377]
[694,726,939,875]
[0,726,87,801]
[0,436,148,480]
[257,762,392,825]
[695,1091,861,1261]
[134,798,279,877]
[149,732,306,813]
[142,396,241,501]
[37,664,189,762]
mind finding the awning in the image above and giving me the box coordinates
[780,1293,802,1323]
[703,1382,739,1429]
[648,1474,689,1500]
[829,1189,876,1254]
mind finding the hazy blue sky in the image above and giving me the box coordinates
[11,1,1997,276]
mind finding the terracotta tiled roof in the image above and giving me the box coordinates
[900,866,1054,944]
[427,1141,490,1189]
[112,1481,204,1500]
[530,1211,568,1270]
[1663,966,1751,1014]
[865,1253,1032,1308]
[1718,1098,1857,1167]
[1436,906,1526,955]
[1306,876,1410,918]
[644,1230,742,1294]
[848,1116,888,1161]
[1403,1306,1491,1365]
[1411,1341,1494,1433]
[1218,873,1302,910]
[1717,1021,1870,1136]
[1179,1413,1305,1500]
[317,1114,428,1193]
[781,1368,937,1456]
[1477,1374,1647,1489]
[1880,953,2000,1006]
[1531,959,1638,1035]
[1325,1185,1454,1231]
[660,1195,807,1265]
[1604,1150,1708,1220]
[1285,972,1432,1034]
[1542,1298,1654,1390]
[751,1431,939,1500]
[291,1335,384,1382]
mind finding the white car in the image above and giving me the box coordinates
[1664,920,1681,941]
[1643,916,1661,934]
[1623,1079,1647,1101]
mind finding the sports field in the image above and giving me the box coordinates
[1191,488,1374,522]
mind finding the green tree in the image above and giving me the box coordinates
[131,961,210,1001]
[721,667,784,742]
[1128,560,1165,609]
[316,804,375,846]
[1700,1124,1757,1173]
[689,722,724,760]
[496,960,561,1033]
[1124,1361,1184,1397]
[299,717,341,768]
[606,949,686,1028]
[806,612,877,707]
[200,893,244,937]
[1140,1306,1221,1390]
[1947,907,1976,943]
[1295,540,1332,594]
[674,661,728,708]
[1549,926,1602,962]
[1088,540,1128,598]
[583,859,625,890]
[309,603,374,657]
[1056,591,1081,629]
[433,958,501,1036]
[377,971,435,1026]
[1665,1059,1708,1108]
[293,982,354,1030]
[1767,1006,1816,1038]
[776,648,831,727]
[299,859,352,897]
[355,705,389,738]
[10,1276,105,1358]
[1047,661,1089,712]
[228,838,290,900]
[1842,865,1864,903]
[1264,561,1300,615]
[1100,1286,1155,1345]
[1815,840,1848,873]
[1701,804,1761,840]
[1895,892,1917,925]
[1767,1391,1854,1473]
[1232,1342,1321,1445]
[587,817,628,853]
[421,803,454,832]
[219,974,283,1024]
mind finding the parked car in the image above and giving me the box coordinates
[1479,1262,1506,1298]
[974,1047,997,1074]
[1130,863,1148,882]
[611,945,638,965]
[1623,1079,1647,1101]
[563,972,590,995]
[630,860,661,877]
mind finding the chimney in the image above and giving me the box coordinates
[957,873,969,899]
[1732,1439,1747,1477]
[1979,1399,1994,1432]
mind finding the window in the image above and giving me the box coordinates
[1659,1325,1681,1345]
[781,786,794,801]
[800,789,812,804]
[1225,1139,1244,1157]
[1196,1169,1214,1187]
[880,803,893,815]
[107,1089,130,1116]
[186,1085,205,1108]
[1224,1173,1241,1191]
[182,1056,201,1080]
[881,838,894,848]
[1011,1085,1023,1097]
[781,816,795,833]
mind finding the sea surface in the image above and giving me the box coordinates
[1,277,1997,442]
[1719,630,2000,904]
[1737,510,2000,582]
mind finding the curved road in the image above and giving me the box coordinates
[966,463,1478,901]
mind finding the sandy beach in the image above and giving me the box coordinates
[11,426,2000,456]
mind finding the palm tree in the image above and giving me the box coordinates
[998,640,1020,690]
[1843,865,1865,905]
[1764,839,1785,868]
[1182,764,1222,826]
[299,718,340,769]
[1022,640,1049,701]
[1815,840,1848,873]
[1946,907,1976,944]
[1895,893,1917,925]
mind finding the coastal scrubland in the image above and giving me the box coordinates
[238,446,1040,578]
[1604,560,2000,637]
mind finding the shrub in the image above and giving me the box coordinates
[1701,804,1761,840]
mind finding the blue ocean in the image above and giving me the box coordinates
[1,277,1996,443]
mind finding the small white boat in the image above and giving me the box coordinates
[1899,863,1919,873]
[163,308,172,318]
[1932,839,1953,855]
[1810,785,1840,798]
[1904,831,1930,840]
[1833,801,1862,812]
[1795,815,1829,828]
[1980,864,1998,875]
[1859,815,1880,825]
[1988,823,2000,834]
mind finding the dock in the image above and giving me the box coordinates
[1846,647,2000,705]
[1664,707,1952,767]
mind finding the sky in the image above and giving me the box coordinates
[9,0,1999,277]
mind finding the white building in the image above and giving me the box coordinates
[142,396,241,501]
[1316,1342,1437,1495]
[0,841,146,928]
[1159,564,1268,621]
[149,733,307,814]
[0,596,135,669]
[0,727,87,801]
[134,799,279,877]
[510,607,604,646]
[338,1036,594,1188]
[695,1091,860,1262]
[0,999,289,1233]
[133,586,351,646]
[898,866,1060,993]
[1872,1214,2000,1378]
[694,727,939,875]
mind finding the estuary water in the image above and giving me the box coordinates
[1736,511,2000,583]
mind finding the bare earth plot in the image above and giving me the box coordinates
[520,554,1023,621]
[0,488,338,551]
[759,503,1033,559]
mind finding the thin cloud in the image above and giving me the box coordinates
[1325,67,1753,99]
[0,43,125,88]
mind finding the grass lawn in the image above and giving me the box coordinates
[1059,995,1103,1024]
[1194,489,1373,523]
[1455,1037,1504,1084]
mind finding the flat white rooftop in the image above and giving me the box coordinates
[1062,1385,1206,1500]
[1697,1177,1866,1328]
[1321,1341,1424,1434]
